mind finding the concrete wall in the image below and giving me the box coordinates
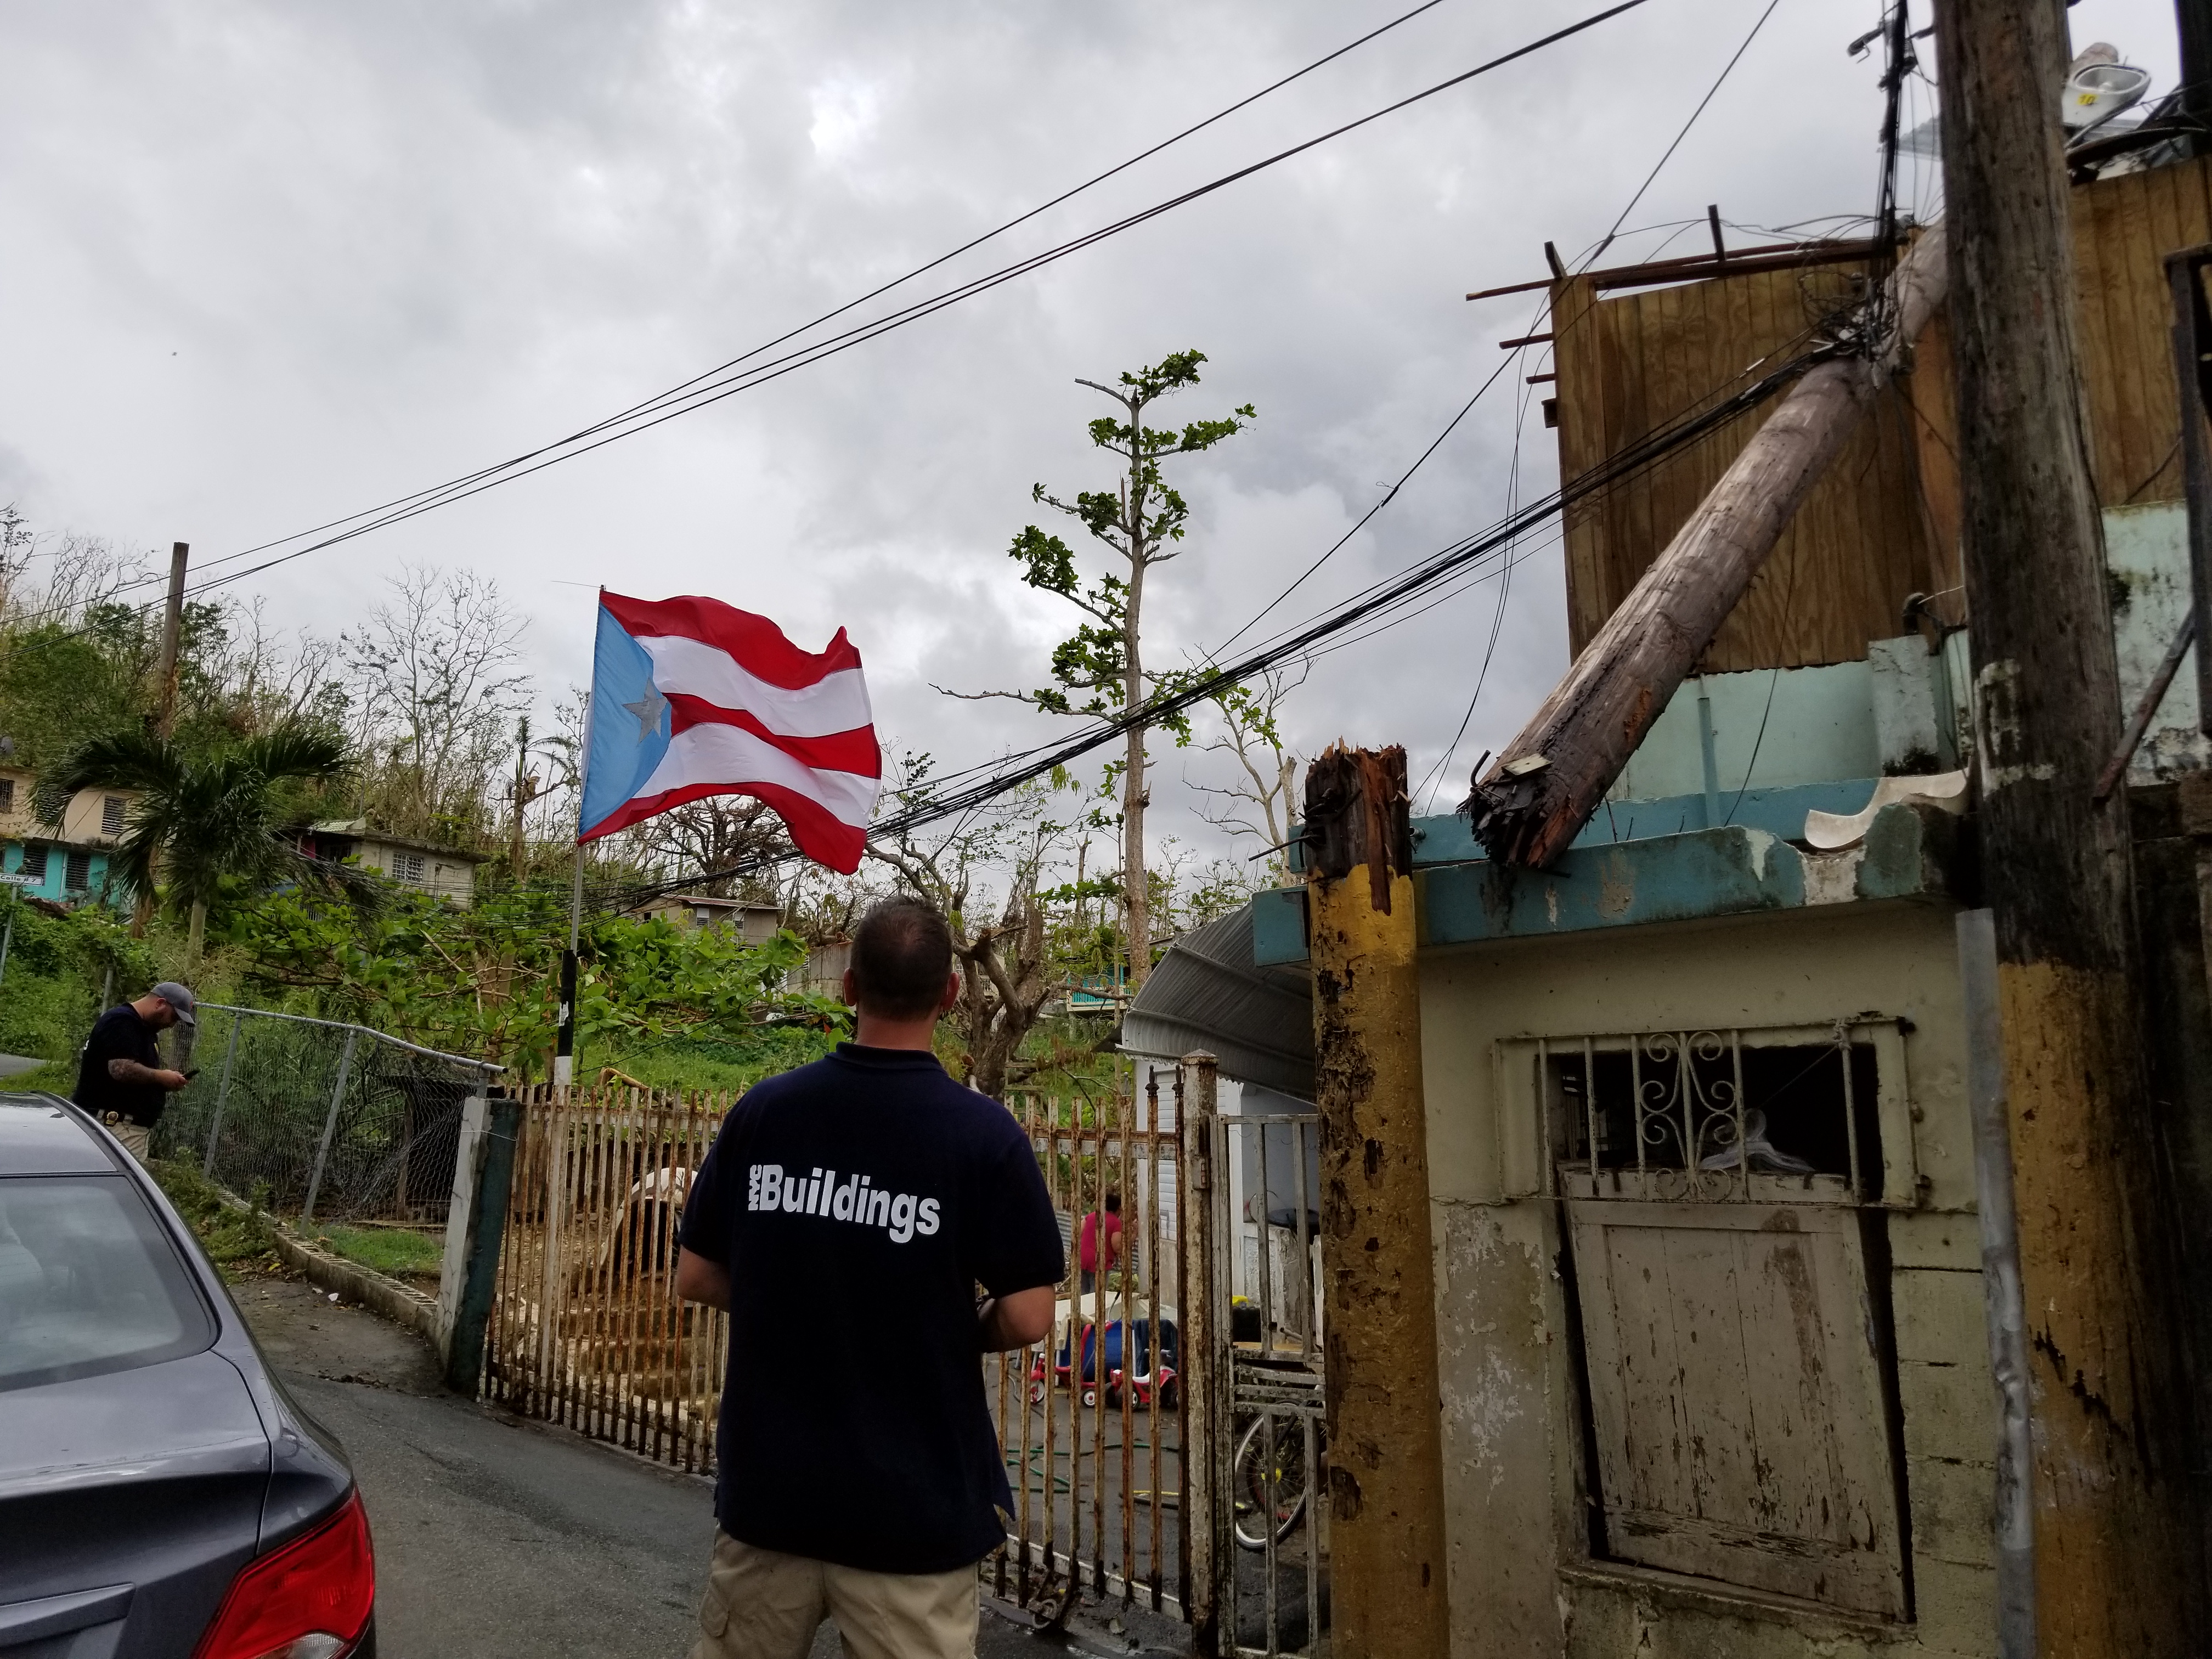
[1418,899,1995,1658]
[356,838,478,906]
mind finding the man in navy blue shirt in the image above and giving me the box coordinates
[675,895,1063,1659]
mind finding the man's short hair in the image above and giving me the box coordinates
[850,895,955,1019]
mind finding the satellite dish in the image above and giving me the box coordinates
[2063,59,2151,131]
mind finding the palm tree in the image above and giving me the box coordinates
[37,723,369,967]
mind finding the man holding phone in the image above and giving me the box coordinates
[71,981,196,1162]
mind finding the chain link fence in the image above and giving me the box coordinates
[154,1003,501,1225]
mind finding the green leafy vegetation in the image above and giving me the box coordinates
[146,1158,281,1279]
[240,884,845,1082]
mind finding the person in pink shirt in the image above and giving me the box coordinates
[1077,1190,1122,1295]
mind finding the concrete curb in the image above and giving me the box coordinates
[180,1170,442,1344]
[271,1226,442,1347]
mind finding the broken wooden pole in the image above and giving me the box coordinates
[1464,222,1949,868]
[1937,0,2208,1646]
[1303,744,1450,1657]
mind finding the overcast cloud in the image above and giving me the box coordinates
[0,0,2182,871]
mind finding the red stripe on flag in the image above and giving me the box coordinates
[665,695,881,777]
[602,591,862,690]
[578,778,866,873]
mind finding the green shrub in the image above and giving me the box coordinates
[146,1157,280,1277]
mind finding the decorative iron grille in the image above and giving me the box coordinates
[1546,1024,1891,1204]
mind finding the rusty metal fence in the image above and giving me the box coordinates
[481,1086,730,1470]
[989,1073,1186,1623]
[475,1073,1199,1628]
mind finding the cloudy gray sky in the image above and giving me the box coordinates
[0,0,2181,872]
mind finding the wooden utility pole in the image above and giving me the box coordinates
[1469,232,1955,871]
[1935,0,2205,1649]
[1465,229,1948,867]
[1302,745,1449,1656]
[2181,0,2212,155]
[155,541,187,738]
[128,540,189,938]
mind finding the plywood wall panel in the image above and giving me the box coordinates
[1551,155,2212,668]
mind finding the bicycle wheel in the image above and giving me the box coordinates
[1231,1413,1308,1550]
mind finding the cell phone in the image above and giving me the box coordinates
[182,1069,199,1082]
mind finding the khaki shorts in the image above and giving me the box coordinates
[691,1530,978,1659]
[102,1116,150,1163]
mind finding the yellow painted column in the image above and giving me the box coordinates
[1304,744,1451,1656]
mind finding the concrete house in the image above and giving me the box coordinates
[1133,150,2212,1657]
[304,820,484,906]
[0,767,138,905]
[629,893,783,943]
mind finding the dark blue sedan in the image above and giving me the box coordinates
[0,1094,375,1657]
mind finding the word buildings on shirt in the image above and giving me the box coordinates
[748,1163,941,1244]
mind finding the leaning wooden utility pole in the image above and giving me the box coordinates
[1465,227,1947,866]
[1302,745,1449,1656]
[1935,0,2205,1649]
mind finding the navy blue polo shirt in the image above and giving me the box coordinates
[678,1043,1064,1573]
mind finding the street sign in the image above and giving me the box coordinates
[0,873,39,887]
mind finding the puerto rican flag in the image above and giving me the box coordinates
[577,591,880,873]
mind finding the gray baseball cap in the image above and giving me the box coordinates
[150,982,196,1026]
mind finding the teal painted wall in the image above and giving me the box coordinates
[3,840,119,907]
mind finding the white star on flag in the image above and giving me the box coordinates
[577,592,880,873]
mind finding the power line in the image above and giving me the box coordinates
[1218,0,1784,666]
[1586,0,1786,264]
[161,0,1661,603]
[169,0,1469,592]
[592,335,1825,910]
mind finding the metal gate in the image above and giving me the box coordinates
[986,1071,1186,1623]
[1204,1098,1327,1657]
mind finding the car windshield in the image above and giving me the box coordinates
[0,1175,214,1391]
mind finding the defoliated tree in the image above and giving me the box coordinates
[957,351,1253,991]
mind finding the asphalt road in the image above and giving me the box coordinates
[233,1276,1186,1658]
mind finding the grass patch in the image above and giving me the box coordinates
[311,1223,443,1280]
[146,1158,283,1279]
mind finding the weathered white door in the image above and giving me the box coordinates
[1567,1198,1908,1616]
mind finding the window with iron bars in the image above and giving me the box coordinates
[64,850,91,893]
[0,780,14,815]
[17,843,46,882]
[1499,1019,1917,1208]
[392,851,425,884]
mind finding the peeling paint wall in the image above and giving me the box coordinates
[1419,900,1996,1658]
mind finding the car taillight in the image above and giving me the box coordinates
[192,1491,375,1659]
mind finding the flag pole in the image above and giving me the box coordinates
[556,687,592,1091]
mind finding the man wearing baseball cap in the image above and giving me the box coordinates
[72,981,195,1163]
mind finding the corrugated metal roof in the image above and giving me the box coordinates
[1121,901,1313,1098]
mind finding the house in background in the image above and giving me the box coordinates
[0,766,138,907]
[630,892,783,943]
[304,820,483,906]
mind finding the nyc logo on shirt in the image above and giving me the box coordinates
[748,1163,940,1244]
